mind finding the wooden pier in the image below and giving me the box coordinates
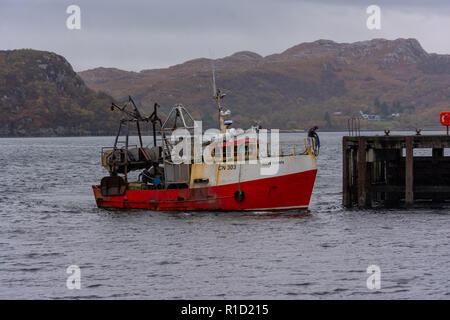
[342,135,450,208]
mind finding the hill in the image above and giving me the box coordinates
[79,38,450,131]
[0,49,117,136]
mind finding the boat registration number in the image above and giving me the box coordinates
[218,164,236,171]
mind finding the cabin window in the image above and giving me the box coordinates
[213,146,228,162]
[234,143,244,162]
[211,140,258,163]
[214,147,222,161]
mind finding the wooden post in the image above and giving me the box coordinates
[351,148,357,205]
[432,148,444,203]
[357,137,367,208]
[342,138,350,207]
[366,162,372,207]
[432,148,443,158]
[405,136,414,207]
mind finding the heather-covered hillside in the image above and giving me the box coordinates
[80,38,450,131]
[2,39,450,137]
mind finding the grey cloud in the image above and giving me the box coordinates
[1,0,450,71]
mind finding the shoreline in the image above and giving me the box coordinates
[1,129,448,139]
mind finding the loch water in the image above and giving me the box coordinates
[1,132,449,299]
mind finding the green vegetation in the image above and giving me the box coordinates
[0,49,118,136]
[372,98,415,116]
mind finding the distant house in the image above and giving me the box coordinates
[359,110,381,121]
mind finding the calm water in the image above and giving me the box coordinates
[1,132,449,299]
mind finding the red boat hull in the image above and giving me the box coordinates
[93,169,317,211]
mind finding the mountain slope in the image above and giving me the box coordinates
[0,49,117,136]
[79,38,450,130]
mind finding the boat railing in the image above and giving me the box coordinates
[204,138,318,161]
[275,138,318,157]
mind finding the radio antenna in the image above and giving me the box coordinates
[209,52,226,132]
[211,60,217,97]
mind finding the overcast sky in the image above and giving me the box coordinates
[1,0,450,71]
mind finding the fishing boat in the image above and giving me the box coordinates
[92,90,319,211]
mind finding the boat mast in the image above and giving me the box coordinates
[211,61,226,133]
[215,88,226,133]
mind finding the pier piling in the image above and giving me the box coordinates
[405,136,414,207]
